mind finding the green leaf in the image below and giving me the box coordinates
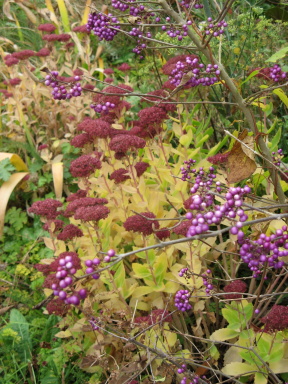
[222,308,240,325]
[266,47,288,62]
[9,309,32,362]
[222,362,255,376]
[4,207,28,231]
[210,328,239,341]
[272,88,288,108]
[269,127,282,152]
[132,263,152,279]
[153,253,168,285]
[240,70,260,86]
[254,372,268,384]
[0,158,16,182]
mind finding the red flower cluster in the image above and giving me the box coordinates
[207,152,230,165]
[0,89,13,98]
[223,280,247,300]
[43,219,64,233]
[74,205,110,222]
[82,118,111,139]
[70,133,91,148]
[43,33,71,42]
[29,199,62,220]
[104,68,114,75]
[109,134,146,153]
[134,309,172,325]
[72,25,89,33]
[173,220,192,237]
[38,24,57,32]
[57,224,83,241]
[134,162,149,177]
[66,189,87,202]
[12,50,35,60]
[143,89,177,113]
[124,212,160,236]
[110,168,130,183]
[118,63,131,72]
[46,298,68,316]
[69,154,101,177]
[155,228,170,240]
[36,48,51,57]
[261,305,288,331]
[3,78,21,86]
[64,197,108,217]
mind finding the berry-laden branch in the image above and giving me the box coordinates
[157,0,286,204]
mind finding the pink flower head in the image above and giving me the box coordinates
[38,23,57,32]
[155,228,170,240]
[124,212,160,236]
[73,68,84,76]
[74,205,110,222]
[223,280,247,300]
[29,199,62,219]
[110,168,130,183]
[0,89,13,98]
[70,133,91,148]
[134,162,149,177]
[104,68,114,75]
[57,224,83,241]
[4,57,19,67]
[82,118,111,139]
[12,50,35,60]
[173,220,192,237]
[66,189,87,202]
[109,134,146,153]
[64,197,108,217]
[46,298,68,316]
[104,77,114,84]
[208,152,230,165]
[69,154,101,177]
[103,84,133,95]
[65,42,75,49]
[138,106,168,125]
[36,48,51,57]
[43,219,64,232]
[4,78,21,86]
[84,83,94,90]
[118,63,131,72]
[261,305,288,332]
[72,25,89,33]
[43,33,71,42]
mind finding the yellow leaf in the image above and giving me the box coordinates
[273,88,288,107]
[55,330,72,338]
[0,153,28,171]
[0,172,28,237]
[222,362,254,376]
[82,0,92,24]
[52,162,63,199]
[132,286,155,298]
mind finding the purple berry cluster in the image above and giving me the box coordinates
[202,269,213,295]
[161,19,191,41]
[204,18,228,37]
[86,12,119,41]
[169,57,220,88]
[237,226,288,277]
[180,0,203,9]
[178,267,189,277]
[272,148,283,166]
[85,258,101,279]
[89,316,100,330]
[51,255,87,305]
[111,0,135,12]
[90,101,116,114]
[45,71,82,100]
[269,64,287,82]
[174,289,192,311]
[181,377,199,384]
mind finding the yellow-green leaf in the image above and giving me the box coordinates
[222,362,254,376]
[210,328,239,341]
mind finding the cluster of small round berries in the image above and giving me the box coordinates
[111,0,135,12]
[237,226,288,277]
[181,377,199,384]
[90,101,116,114]
[202,269,213,295]
[272,148,283,166]
[89,316,100,330]
[86,12,119,41]
[204,18,228,37]
[170,57,220,88]
[178,267,189,277]
[51,255,86,305]
[161,19,191,41]
[174,289,192,311]
[269,64,287,82]
[45,71,82,100]
[103,249,116,263]
[180,0,203,9]
[85,258,101,279]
